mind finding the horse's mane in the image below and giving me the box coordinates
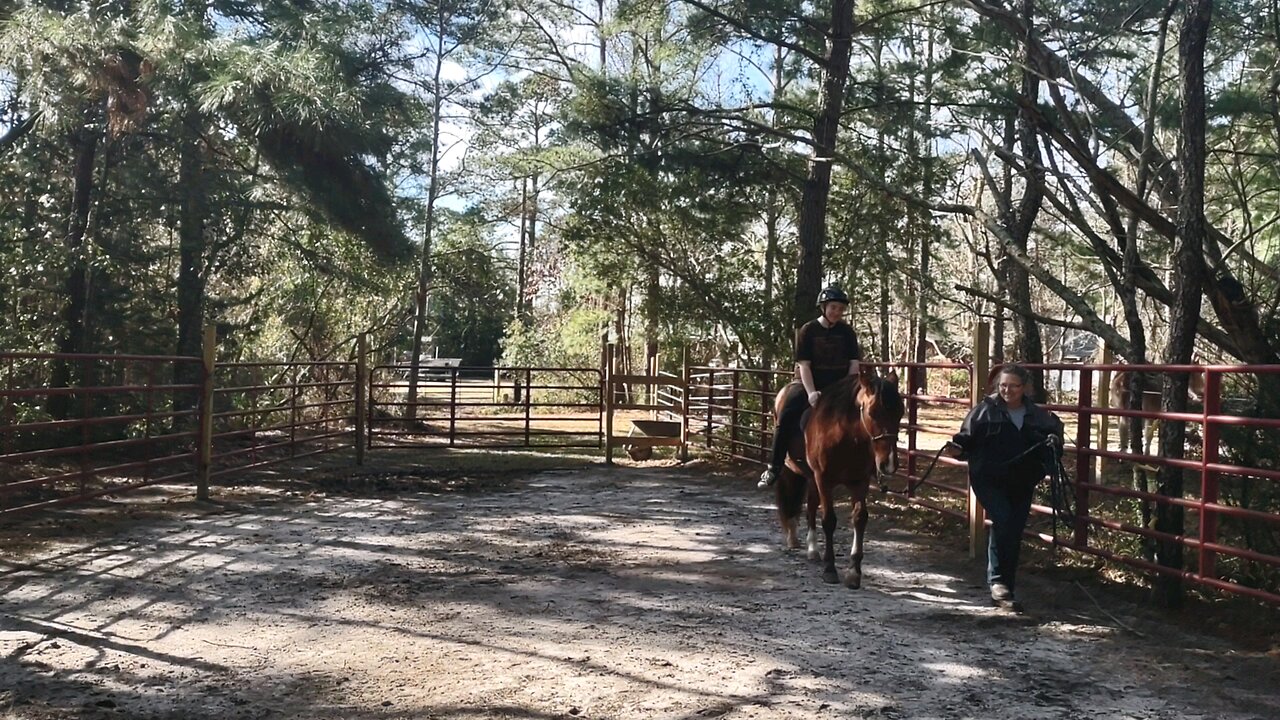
[822,373,903,420]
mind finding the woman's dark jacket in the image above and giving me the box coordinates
[951,394,1065,486]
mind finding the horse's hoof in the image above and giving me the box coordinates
[807,550,820,562]
[822,569,840,584]
[844,573,862,589]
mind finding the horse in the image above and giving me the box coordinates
[1110,368,1206,455]
[772,366,905,587]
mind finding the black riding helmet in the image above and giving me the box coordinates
[816,286,850,306]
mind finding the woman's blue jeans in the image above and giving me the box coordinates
[970,475,1035,592]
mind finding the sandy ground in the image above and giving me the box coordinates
[1,452,1278,720]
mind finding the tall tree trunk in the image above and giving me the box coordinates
[1154,0,1213,609]
[407,29,446,420]
[48,124,99,420]
[175,115,209,412]
[762,45,785,371]
[644,264,659,375]
[1125,1,1175,558]
[1005,0,1046,397]
[914,19,937,366]
[791,0,856,328]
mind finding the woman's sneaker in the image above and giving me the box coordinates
[757,468,778,489]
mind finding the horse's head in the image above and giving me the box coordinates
[857,367,905,481]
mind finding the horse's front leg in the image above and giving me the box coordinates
[816,476,839,584]
[805,478,820,561]
[846,496,868,589]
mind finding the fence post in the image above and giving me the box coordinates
[649,347,659,421]
[355,333,367,466]
[706,369,715,449]
[680,345,690,463]
[290,365,300,458]
[523,367,533,447]
[604,343,615,464]
[197,325,216,501]
[1095,346,1112,484]
[969,321,990,561]
[448,368,458,447]
[1074,367,1092,548]
[1199,369,1221,580]
[759,369,772,463]
[906,364,920,494]
[730,370,740,458]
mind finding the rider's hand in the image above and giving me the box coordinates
[807,390,822,407]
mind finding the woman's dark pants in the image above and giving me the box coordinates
[768,383,809,472]
[969,475,1035,592]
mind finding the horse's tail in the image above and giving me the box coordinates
[775,467,807,522]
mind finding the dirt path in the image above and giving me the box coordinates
[1,458,1277,719]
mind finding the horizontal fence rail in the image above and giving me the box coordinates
[209,359,359,481]
[0,352,203,515]
[2,345,362,517]
[368,365,604,450]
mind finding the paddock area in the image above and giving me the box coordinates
[1,452,1276,720]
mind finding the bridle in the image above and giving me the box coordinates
[859,380,900,445]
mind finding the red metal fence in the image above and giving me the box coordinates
[1,348,360,517]
[6,344,1278,605]
[0,352,203,515]
[686,360,1280,605]
[367,365,603,449]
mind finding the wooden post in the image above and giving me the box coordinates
[730,370,740,457]
[604,343,615,464]
[197,325,216,501]
[1095,346,1113,485]
[680,345,690,463]
[523,368,533,447]
[1199,370,1222,580]
[448,368,458,446]
[355,333,367,466]
[1074,367,1093,549]
[759,369,772,463]
[649,347,659,421]
[705,369,715,449]
[969,321,990,561]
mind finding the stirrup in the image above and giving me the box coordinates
[757,468,778,489]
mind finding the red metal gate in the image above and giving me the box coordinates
[367,365,603,449]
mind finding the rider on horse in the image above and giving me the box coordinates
[757,285,864,489]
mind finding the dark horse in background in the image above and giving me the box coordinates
[772,367,905,587]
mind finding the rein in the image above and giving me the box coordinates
[902,437,1076,536]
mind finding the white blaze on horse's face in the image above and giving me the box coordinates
[859,372,904,480]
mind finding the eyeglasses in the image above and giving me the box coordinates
[998,382,1024,389]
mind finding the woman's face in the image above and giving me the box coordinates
[822,302,847,324]
[997,371,1026,406]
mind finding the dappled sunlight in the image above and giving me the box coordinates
[1,463,1275,719]
[920,660,990,684]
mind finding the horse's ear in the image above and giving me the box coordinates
[858,364,876,388]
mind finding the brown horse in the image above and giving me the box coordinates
[1110,368,1206,454]
[773,367,905,587]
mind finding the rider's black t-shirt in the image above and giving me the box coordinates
[795,320,862,390]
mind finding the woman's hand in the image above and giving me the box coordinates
[807,390,822,406]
